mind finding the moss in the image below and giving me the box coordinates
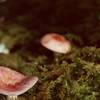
[0,24,100,100]
[0,1,100,99]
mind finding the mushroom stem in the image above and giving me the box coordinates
[54,53,60,64]
[7,96,18,100]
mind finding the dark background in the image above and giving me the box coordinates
[0,0,100,46]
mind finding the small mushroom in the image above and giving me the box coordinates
[0,66,38,96]
[41,33,71,54]
[0,43,9,54]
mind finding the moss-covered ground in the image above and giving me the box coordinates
[0,0,100,100]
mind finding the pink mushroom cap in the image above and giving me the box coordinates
[41,33,71,54]
[0,66,38,96]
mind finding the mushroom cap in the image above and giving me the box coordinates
[0,43,9,54]
[0,66,38,96]
[41,33,71,54]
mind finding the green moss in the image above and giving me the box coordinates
[0,24,100,100]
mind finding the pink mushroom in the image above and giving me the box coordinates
[41,33,71,54]
[0,66,38,96]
